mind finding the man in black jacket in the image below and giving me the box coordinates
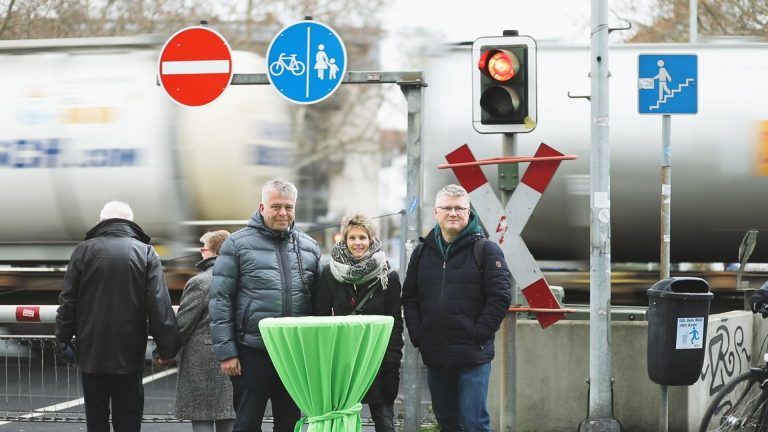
[402,184,511,432]
[56,201,178,432]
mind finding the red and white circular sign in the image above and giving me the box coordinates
[158,26,233,107]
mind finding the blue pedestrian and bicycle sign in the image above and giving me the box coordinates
[638,54,698,114]
[266,20,347,104]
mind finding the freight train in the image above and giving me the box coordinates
[1,35,767,270]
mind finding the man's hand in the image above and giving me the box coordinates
[153,357,173,367]
[55,341,78,367]
[151,348,175,367]
[751,290,768,318]
[220,357,241,376]
[380,365,400,402]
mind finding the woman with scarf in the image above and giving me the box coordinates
[313,213,404,432]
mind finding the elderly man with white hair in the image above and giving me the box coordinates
[56,200,178,432]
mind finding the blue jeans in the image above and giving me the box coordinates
[426,362,491,432]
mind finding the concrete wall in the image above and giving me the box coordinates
[689,311,753,428]
[487,310,763,432]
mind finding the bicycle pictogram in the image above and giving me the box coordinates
[269,53,306,76]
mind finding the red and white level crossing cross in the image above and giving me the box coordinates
[158,26,233,107]
[445,143,567,329]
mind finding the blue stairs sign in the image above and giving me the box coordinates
[638,54,698,115]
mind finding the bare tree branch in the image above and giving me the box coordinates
[621,0,768,42]
[0,0,17,39]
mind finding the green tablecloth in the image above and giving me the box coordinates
[259,315,394,432]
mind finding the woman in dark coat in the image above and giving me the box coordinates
[175,230,236,432]
[313,213,404,432]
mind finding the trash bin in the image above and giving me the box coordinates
[647,277,713,386]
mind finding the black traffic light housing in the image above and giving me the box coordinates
[472,34,537,134]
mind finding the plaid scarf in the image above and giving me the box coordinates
[329,238,389,291]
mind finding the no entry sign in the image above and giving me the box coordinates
[158,26,233,106]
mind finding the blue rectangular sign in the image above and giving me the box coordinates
[638,54,698,114]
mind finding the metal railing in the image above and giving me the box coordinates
[0,307,432,428]
[0,335,179,423]
[0,334,422,427]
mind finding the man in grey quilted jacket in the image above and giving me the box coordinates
[208,179,320,432]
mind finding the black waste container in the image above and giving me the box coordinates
[647,277,713,386]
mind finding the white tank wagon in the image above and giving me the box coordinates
[0,35,294,263]
[422,40,768,263]
[2,37,768,266]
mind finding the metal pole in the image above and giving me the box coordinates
[660,115,671,280]
[400,83,425,432]
[658,114,672,432]
[579,0,620,430]
[689,0,698,43]
[500,133,518,432]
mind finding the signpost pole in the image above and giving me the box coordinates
[499,132,518,432]
[400,81,425,432]
[660,114,671,282]
[578,0,620,430]
[658,113,672,432]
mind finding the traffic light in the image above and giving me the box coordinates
[472,35,537,134]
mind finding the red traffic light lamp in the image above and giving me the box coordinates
[472,34,537,134]
[479,49,519,81]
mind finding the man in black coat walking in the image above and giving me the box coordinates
[402,184,511,432]
[56,201,178,432]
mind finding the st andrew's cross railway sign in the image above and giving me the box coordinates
[446,143,568,329]
[266,20,347,104]
[158,26,233,107]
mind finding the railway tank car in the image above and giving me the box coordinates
[2,36,768,267]
[421,40,768,264]
[0,35,294,263]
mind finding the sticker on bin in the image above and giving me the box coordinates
[676,317,704,349]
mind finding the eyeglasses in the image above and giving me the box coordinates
[199,247,210,253]
[436,206,469,215]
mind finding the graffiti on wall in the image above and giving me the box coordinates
[700,324,751,396]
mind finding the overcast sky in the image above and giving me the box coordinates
[380,0,654,68]
[383,0,593,42]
